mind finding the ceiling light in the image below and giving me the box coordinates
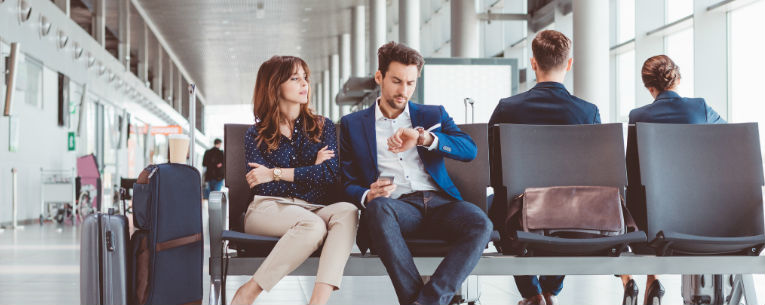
[302,18,309,22]
[222,20,230,24]
[57,30,69,49]
[296,46,302,50]
[18,0,32,23]
[304,7,313,12]
[73,43,84,59]
[39,15,51,37]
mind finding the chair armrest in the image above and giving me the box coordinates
[208,191,228,265]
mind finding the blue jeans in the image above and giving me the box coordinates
[365,191,493,305]
[514,275,565,298]
[203,179,223,199]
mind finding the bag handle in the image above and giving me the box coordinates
[619,194,638,232]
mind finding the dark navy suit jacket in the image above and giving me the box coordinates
[488,82,601,126]
[339,101,477,208]
[487,81,601,217]
[628,90,726,124]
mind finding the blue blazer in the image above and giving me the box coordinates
[488,82,601,126]
[628,91,726,124]
[339,101,477,208]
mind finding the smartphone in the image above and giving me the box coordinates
[377,175,395,185]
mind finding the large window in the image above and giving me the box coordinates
[614,0,636,122]
[617,0,635,43]
[729,0,765,157]
[666,0,693,23]
[665,28,694,97]
[616,49,636,120]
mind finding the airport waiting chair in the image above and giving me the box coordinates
[357,123,500,256]
[636,123,765,255]
[492,123,647,256]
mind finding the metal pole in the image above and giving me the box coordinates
[188,83,196,167]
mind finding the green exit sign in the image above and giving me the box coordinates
[67,132,75,151]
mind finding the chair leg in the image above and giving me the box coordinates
[209,278,221,305]
[740,274,759,305]
[729,275,743,305]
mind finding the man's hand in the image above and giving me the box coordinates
[314,146,335,165]
[245,162,273,188]
[365,178,396,204]
[387,128,418,153]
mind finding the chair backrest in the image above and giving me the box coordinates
[495,124,628,200]
[636,123,765,238]
[625,124,648,229]
[224,124,252,233]
[444,123,490,212]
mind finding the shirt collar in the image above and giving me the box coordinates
[532,81,567,90]
[655,90,681,101]
[375,97,410,121]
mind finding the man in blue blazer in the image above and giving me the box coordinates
[339,41,493,305]
[488,30,600,305]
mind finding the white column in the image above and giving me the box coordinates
[315,83,323,115]
[137,23,149,86]
[54,0,70,17]
[118,0,130,69]
[352,5,366,77]
[339,34,351,116]
[399,0,420,51]
[93,0,106,46]
[153,47,163,97]
[451,0,479,57]
[369,0,387,73]
[322,70,331,119]
[573,0,610,122]
[330,54,340,121]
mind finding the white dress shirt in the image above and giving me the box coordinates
[360,99,441,207]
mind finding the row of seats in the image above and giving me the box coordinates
[217,122,765,259]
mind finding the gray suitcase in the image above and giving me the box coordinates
[80,210,129,305]
[681,274,734,305]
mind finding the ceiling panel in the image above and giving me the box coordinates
[136,0,367,105]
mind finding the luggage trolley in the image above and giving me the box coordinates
[39,168,76,224]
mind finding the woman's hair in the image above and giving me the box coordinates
[252,55,324,152]
[641,55,681,92]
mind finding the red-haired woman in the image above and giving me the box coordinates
[231,56,358,305]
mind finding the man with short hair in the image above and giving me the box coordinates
[340,41,493,305]
[489,30,601,305]
[202,138,225,199]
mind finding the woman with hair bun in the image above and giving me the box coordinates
[619,55,726,305]
[628,55,725,124]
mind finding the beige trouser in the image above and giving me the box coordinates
[243,195,359,291]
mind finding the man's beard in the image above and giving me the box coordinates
[385,95,408,110]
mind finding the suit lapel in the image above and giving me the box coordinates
[360,105,378,171]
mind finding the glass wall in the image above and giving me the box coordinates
[729,0,765,157]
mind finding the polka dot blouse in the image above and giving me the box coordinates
[244,116,339,205]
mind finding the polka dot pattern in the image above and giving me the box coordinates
[243,116,339,205]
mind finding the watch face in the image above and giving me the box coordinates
[274,168,282,175]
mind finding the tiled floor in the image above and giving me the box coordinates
[1,217,763,305]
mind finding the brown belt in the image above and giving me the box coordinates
[156,233,202,252]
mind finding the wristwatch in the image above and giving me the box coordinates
[414,126,426,146]
[272,168,282,182]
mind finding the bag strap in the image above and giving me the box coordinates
[503,193,525,226]
[156,233,202,252]
[619,194,638,232]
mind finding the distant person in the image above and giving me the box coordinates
[230,55,358,305]
[202,138,225,199]
[619,55,726,305]
[488,29,600,305]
